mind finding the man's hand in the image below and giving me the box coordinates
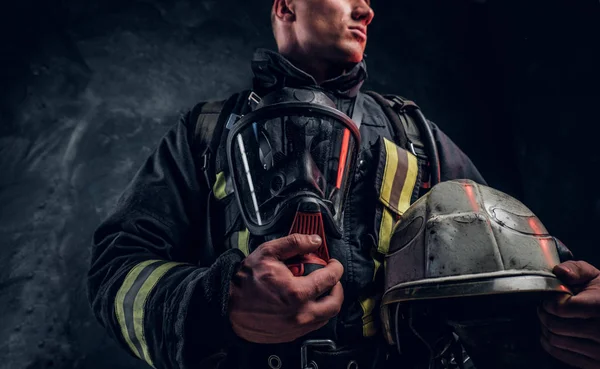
[228,234,344,344]
[538,260,600,369]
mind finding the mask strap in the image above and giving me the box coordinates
[351,92,364,130]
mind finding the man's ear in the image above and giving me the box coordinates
[273,0,295,22]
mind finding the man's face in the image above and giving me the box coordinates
[291,0,374,64]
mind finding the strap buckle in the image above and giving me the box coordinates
[408,142,417,156]
[199,151,213,191]
[200,152,210,172]
[389,96,420,112]
[301,339,337,369]
[248,91,262,110]
[225,113,241,130]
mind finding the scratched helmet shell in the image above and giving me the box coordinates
[380,179,572,368]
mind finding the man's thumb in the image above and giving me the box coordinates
[553,261,600,285]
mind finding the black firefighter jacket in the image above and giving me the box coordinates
[87,49,488,369]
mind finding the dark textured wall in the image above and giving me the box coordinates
[0,0,598,368]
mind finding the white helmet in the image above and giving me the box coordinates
[381,179,571,369]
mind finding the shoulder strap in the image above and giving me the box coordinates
[386,95,441,186]
[385,95,428,158]
[190,92,248,191]
[189,91,252,264]
[363,91,424,156]
[190,97,231,190]
[364,91,410,150]
[365,91,441,188]
[188,98,232,265]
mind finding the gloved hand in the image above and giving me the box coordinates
[228,233,344,344]
[538,260,600,369]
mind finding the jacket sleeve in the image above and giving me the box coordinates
[87,108,245,369]
[428,121,488,186]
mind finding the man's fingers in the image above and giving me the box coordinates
[290,283,343,334]
[553,261,600,286]
[541,334,600,369]
[313,281,344,321]
[260,234,323,261]
[538,307,600,344]
[543,291,600,319]
[545,261,600,320]
[291,259,344,302]
[541,325,600,361]
[303,281,344,323]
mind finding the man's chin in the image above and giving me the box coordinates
[318,45,365,68]
[344,53,365,64]
[342,44,366,63]
[332,48,365,65]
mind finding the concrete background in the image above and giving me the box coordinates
[0,0,598,368]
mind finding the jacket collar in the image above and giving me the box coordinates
[251,48,368,98]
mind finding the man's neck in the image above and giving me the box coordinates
[283,52,350,85]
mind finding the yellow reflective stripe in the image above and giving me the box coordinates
[115,260,158,359]
[397,152,418,214]
[378,208,394,254]
[238,228,250,256]
[380,139,399,206]
[213,172,228,200]
[359,297,378,337]
[133,262,183,368]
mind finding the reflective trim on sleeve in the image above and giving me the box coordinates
[115,260,185,368]
[115,260,156,360]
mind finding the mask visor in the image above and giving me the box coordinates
[227,104,360,236]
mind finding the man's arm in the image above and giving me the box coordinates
[87,109,245,369]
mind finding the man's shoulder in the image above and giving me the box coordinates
[189,98,229,117]
[188,90,252,121]
[187,94,240,127]
[185,99,229,143]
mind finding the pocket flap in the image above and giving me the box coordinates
[376,137,420,215]
[374,137,420,255]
